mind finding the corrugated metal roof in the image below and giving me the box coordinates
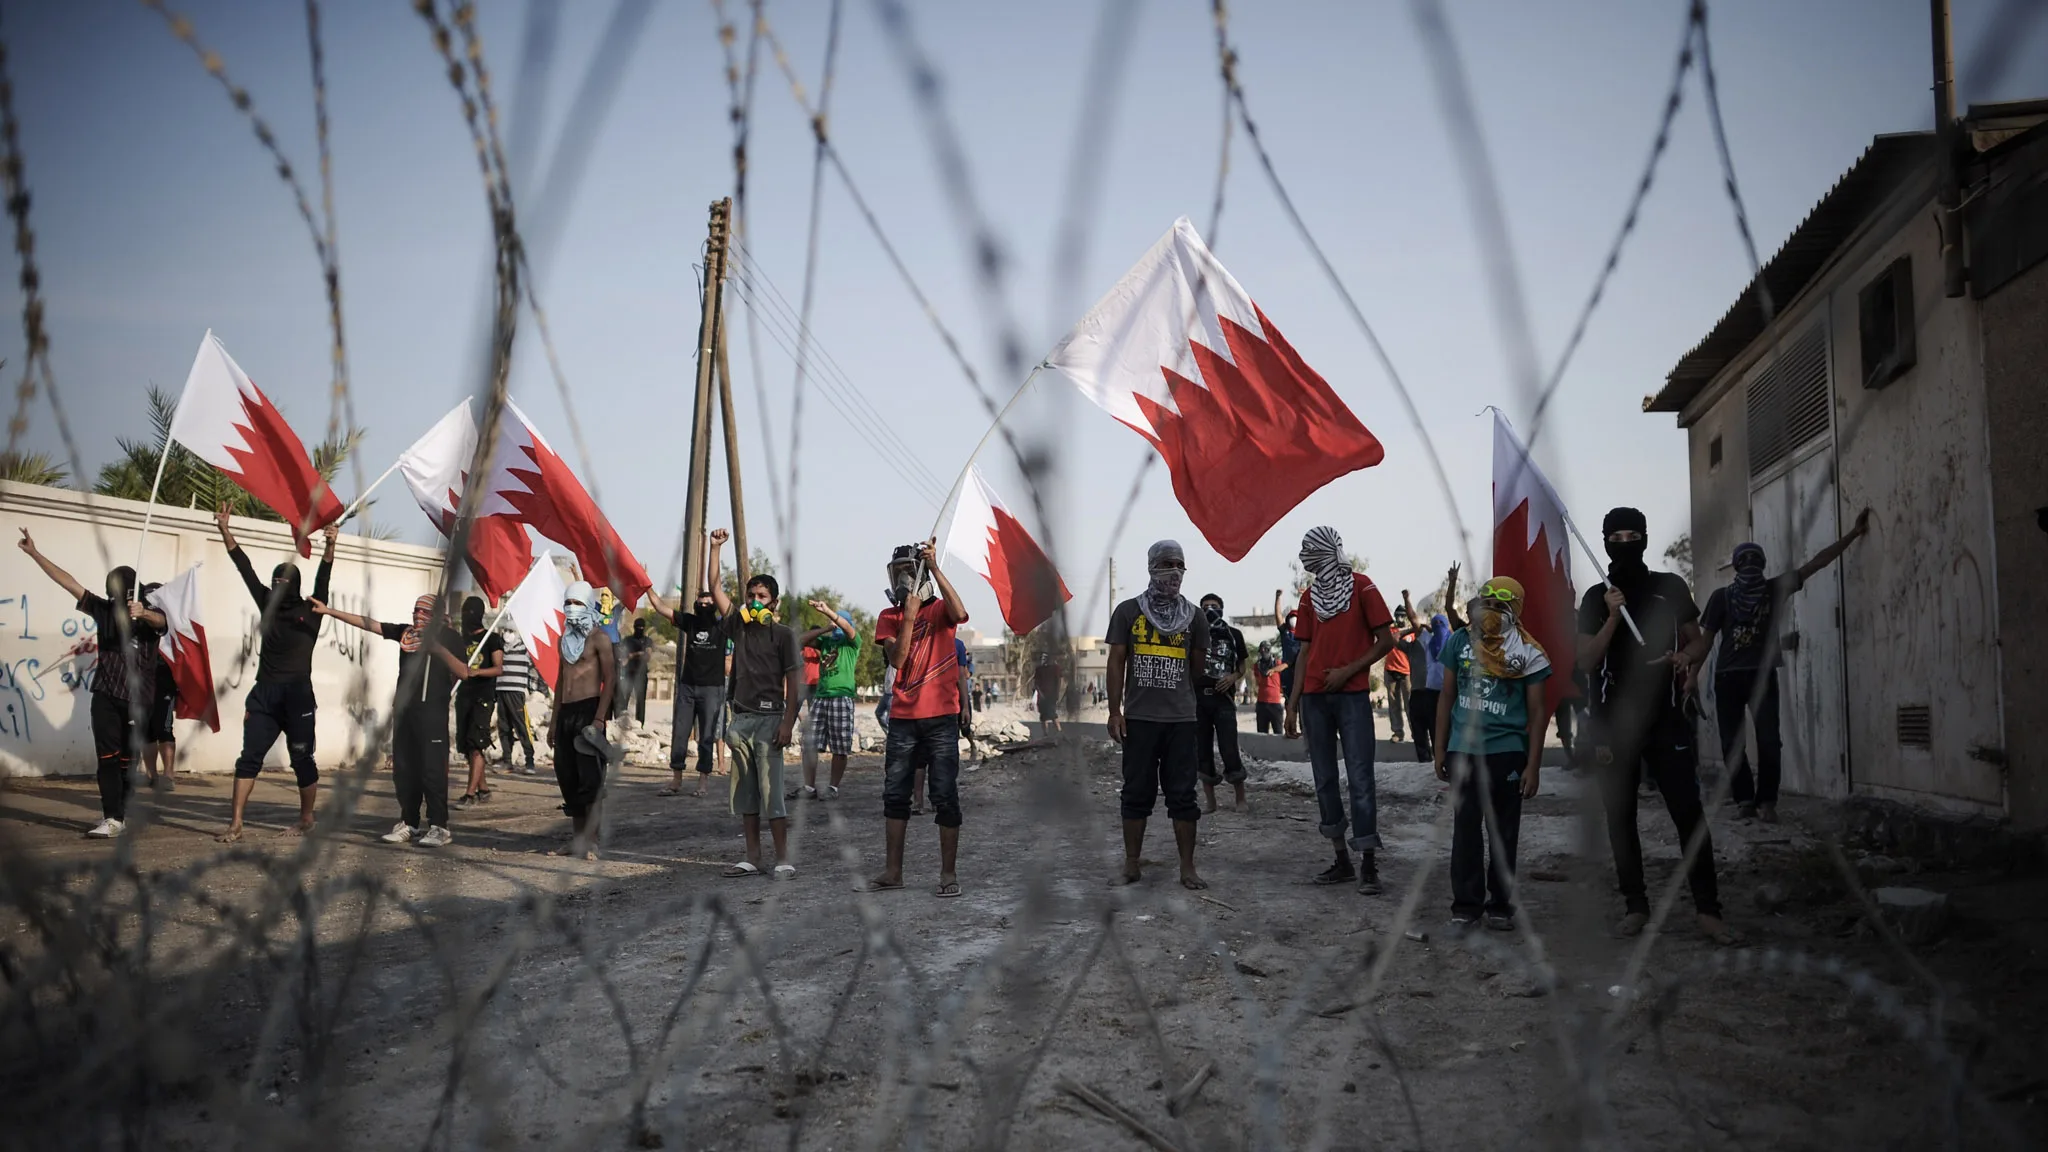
[1647,132,1936,414]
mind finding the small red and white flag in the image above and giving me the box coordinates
[944,465,1070,636]
[168,330,344,556]
[397,399,534,603]
[1047,218,1384,561]
[1491,411,1577,715]
[500,551,569,693]
[476,399,652,609]
[145,564,219,732]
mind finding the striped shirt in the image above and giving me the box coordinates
[499,636,532,694]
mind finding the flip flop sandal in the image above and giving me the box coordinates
[934,882,962,898]
[772,863,797,881]
[657,787,681,796]
[723,861,763,878]
[862,878,905,892]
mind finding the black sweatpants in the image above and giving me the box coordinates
[1715,668,1782,806]
[1449,750,1525,918]
[496,691,533,764]
[1195,691,1246,785]
[1384,672,1410,739]
[89,693,138,821]
[553,697,604,819]
[1120,718,1200,823]
[1408,688,1440,762]
[393,710,450,830]
[1255,701,1283,733]
[235,679,318,787]
[1596,711,1721,918]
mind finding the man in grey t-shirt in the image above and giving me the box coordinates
[1106,540,1212,891]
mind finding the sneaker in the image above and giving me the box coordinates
[1483,913,1515,932]
[1449,915,1479,931]
[1313,861,1356,886]
[456,793,477,808]
[825,785,839,800]
[520,763,538,776]
[85,818,121,839]
[380,822,416,844]
[417,825,454,848]
[1356,865,1383,896]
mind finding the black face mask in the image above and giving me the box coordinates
[271,564,303,602]
[1203,605,1224,626]
[1606,539,1649,571]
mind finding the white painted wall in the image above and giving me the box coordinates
[1,480,448,777]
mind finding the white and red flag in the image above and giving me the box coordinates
[476,399,651,609]
[168,330,343,556]
[1491,411,1577,715]
[396,399,534,603]
[500,551,569,693]
[1046,218,1384,561]
[944,465,1070,636]
[145,564,219,732]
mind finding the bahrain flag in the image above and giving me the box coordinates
[146,564,219,732]
[944,465,1070,636]
[1491,411,1577,716]
[1047,218,1383,561]
[501,551,569,693]
[476,398,651,609]
[395,398,534,603]
[168,331,344,556]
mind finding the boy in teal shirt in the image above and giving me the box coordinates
[1433,576,1552,931]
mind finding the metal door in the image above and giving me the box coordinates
[1746,445,1848,798]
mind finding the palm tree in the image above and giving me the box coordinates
[0,449,68,487]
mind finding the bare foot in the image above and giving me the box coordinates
[548,841,579,857]
[691,778,708,797]
[863,875,904,892]
[1616,912,1649,938]
[1232,784,1246,810]
[279,822,314,837]
[1697,914,1745,946]
[216,826,243,844]
[1202,785,1218,815]
[1122,858,1142,885]
[1180,869,1209,891]
[583,849,599,862]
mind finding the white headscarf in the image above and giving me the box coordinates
[1300,526,1353,620]
[562,580,594,663]
[1139,540,1195,635]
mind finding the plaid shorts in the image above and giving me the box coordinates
[809,695,856,756]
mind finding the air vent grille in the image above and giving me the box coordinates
[1896,704,1932,749]
[1747,322,1832,477]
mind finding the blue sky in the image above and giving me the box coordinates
[4,1,2042,630]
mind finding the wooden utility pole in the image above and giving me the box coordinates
[715,299,750,586]
[682,199,731,597]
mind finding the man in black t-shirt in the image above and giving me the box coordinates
[1576,507,1737,945]
[454,597,504,807]
[646,581,730,797]
[18,530,163,837]
[1685,510,1868,824]
[312,593,470,846]
[1194,593,1249,813]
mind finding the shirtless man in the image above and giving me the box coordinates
[547,580,615,859]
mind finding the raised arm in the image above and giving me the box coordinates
[1273,588,1286,628]
[311,523,337,602]
[220,503,267,606]
[1795,508,1871,584]
[644,587,675,621]
[707,528,732,615]
[919,539,968,624]
[16,530,88,602]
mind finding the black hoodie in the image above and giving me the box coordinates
[230,546,332,685]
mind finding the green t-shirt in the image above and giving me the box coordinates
[813,630,860,699]
[1442,630,1551,756]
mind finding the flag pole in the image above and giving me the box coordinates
[1491,409,1644,645]
[336,458,404,526]
[915,363,1045,586]
[135,383,179,569]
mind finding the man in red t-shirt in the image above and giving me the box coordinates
[1284,526,1396,893]
[1254,642,1287,734]
[866,539,970,896]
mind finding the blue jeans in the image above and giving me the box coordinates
[1302,690,1379,851]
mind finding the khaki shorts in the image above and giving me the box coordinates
[726,709,787,819]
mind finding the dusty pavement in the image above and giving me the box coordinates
[0,731,2043,1151]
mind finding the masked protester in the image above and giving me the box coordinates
[548,579,616,859]
[646,541,733,796]
[617,617,652,727]
[1105,540,1212,890]
[1253,642,1287,734]
[453,596,504,806]
[311,593,469,846]
[867,538,971,895]
[1194,593,1249,813]
[135,581,180,791]
[1434,577,1552,931]
[213,502,339,842]
[495,624,537,774]
[1685,509,1870,823]
[692,530,800,877]
[1576,507,1740,945]
[1284,526,1398,893]
[17,531,165,836]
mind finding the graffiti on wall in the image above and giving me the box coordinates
[0,593,102,746]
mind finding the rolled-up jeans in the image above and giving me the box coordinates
[1301,689,1380,852]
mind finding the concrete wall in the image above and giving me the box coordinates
[1681,183,2005,817]
[0,481,448,777]
[1980,256,2048,829]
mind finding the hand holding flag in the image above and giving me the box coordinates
[943,466,1070,636]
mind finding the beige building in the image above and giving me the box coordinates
[1649,101,2048,830]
